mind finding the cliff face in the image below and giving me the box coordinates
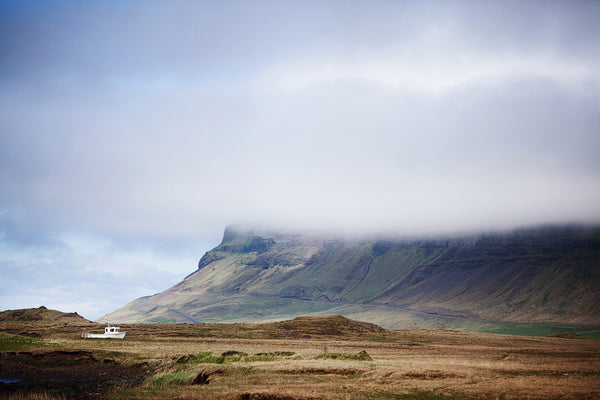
[106,225,600,330]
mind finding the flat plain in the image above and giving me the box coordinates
[1,315,599,399]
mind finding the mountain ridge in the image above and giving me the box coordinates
[105,225,600,332]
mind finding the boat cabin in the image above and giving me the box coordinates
[82,321,126,339]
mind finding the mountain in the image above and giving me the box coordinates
[106,225,600,333]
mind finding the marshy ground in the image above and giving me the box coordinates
[1,315,599,399]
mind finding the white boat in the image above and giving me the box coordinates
[82,321,126,339]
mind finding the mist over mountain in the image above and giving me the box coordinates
[2,1,600,321]
[105,225,600,333]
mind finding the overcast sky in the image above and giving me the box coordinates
[1,0,599,320]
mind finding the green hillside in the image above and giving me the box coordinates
[106,225,600,335]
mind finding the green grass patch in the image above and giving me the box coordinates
[146,370,198,387]
[0,332,43,351]
[242,354,276,362]
[187,350,290,364]
[189,351,229,364]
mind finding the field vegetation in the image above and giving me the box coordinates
[1,315,599,399]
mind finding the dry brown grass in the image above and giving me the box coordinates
[1,319,599,399]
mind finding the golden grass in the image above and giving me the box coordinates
[1,320,599,399]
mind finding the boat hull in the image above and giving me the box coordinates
[82,332,126,339]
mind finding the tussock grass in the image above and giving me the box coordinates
[3,319,600,399]
[145,370,199,387]
[315,350,372,361]
[184,351,293,365]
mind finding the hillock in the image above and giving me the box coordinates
[260,315,387,338]
[0,306,91,324]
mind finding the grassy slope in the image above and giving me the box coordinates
[375,242,600,324]
[106,226,600,334]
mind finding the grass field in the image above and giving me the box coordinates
[1,316,599,399]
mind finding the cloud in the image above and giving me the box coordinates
[259,53,599,95]
[0,260,189,322]
[0,221,204,319]
[1,0,599,317]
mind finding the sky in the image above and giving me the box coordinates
[1,0,599,320]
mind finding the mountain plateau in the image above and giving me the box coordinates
[105,225,600,335]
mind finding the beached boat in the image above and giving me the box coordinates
[82,322,126,339]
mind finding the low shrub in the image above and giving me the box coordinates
[190,351,228,364]
[315,350,372,361]
[222,350,248,357]
[188,350,290,364]
[255,351,295,357]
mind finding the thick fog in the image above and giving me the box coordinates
[1,1,599,319]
